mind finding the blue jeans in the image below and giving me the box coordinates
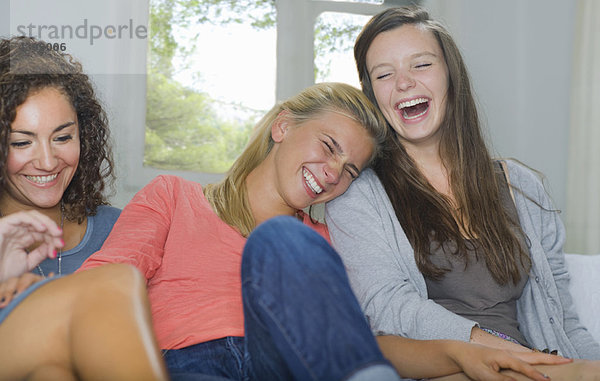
[165,216,398,381]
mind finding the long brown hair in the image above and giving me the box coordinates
[355,7,530,285]
[204,82,388,237]
[0,37,114,222]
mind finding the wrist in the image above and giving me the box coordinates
[440,340,469,373]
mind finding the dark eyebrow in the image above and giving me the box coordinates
[10,121,77,136]
[324,133,360,176]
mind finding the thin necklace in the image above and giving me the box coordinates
[36,201,65,278]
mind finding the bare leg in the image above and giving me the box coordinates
[0,264,168,381]
[26,365,77,381]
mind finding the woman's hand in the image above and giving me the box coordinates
[0,272,46,308]
[449,342,572,381]
[0,210,64,282]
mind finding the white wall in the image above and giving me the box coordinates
[425,0,576,212]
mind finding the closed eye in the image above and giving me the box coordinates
[345,167,358,180]
[323,140,334,154]
[54,134,73,143]
[375,73,392,80]
[10,140,31,148]
[415,63,432,69]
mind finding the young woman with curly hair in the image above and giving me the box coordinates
[0,36,120,277]
[0,37,166,381]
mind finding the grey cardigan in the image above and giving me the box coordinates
[326,160,600,360]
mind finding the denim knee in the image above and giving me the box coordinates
[242,215,342,279]
[241,216,392,381]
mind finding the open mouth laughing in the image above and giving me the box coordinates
[397,97,430,121]
[303,167,323,195]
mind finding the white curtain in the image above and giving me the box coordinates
[565,0,600,254]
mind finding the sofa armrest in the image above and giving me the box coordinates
[565,253,600,344]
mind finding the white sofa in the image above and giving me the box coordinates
[565,253,600,343]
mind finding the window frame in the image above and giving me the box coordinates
[111,0,415,206]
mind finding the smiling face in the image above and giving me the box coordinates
[270,110,373,211]
[366,24,449,153]
[2,87,80,212]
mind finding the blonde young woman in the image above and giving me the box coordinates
[326,6,600,380]
[81,82,565,381]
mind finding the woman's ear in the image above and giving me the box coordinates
[271,110,290,143]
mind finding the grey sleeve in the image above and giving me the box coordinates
[508,160,600,359]
[325,169,477,342]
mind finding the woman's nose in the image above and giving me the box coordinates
[35,143,58,171]
[395,71,416,92]
[323,160,343,185]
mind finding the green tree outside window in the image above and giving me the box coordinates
[145,0,368,173]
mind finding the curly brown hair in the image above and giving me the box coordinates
[0,36,115,222]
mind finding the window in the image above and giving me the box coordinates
[313,0,383,3]
[145,0,276,173]
[315,12,372,86]
[141,0,410,187]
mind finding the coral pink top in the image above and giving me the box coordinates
[79,175,329,349]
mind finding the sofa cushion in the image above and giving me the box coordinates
[565,253,600,344]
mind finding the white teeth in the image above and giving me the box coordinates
[26,174,58,184]
[397,97,428,110]
[403,108,428,120]
[303,168,323,194]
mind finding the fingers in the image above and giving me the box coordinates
[514,351,572,366]
[0,211,64,278]
[0,273,45,308]
[0,276,18,308]
[457,342,577,381]
[499,359,548,381]
[1,210,63,239]
[15,273,44,293]
[496,352,573,381]
[26,242,59,270]
[0,211,63,251]
[459,345,564,381]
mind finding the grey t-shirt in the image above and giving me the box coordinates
[326,161,600,359]
[424,168,530,346]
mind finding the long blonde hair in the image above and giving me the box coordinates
[204,82,388,237]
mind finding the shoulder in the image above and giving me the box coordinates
[354,168,383,188]
[503,160,543,190]
[327,168,393,222]
[81,206,122,248]
[503,159,556,213]
[90,205,121,226]
[140,175,203,197]
[336,168,385,202]
[148,174,197,188]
